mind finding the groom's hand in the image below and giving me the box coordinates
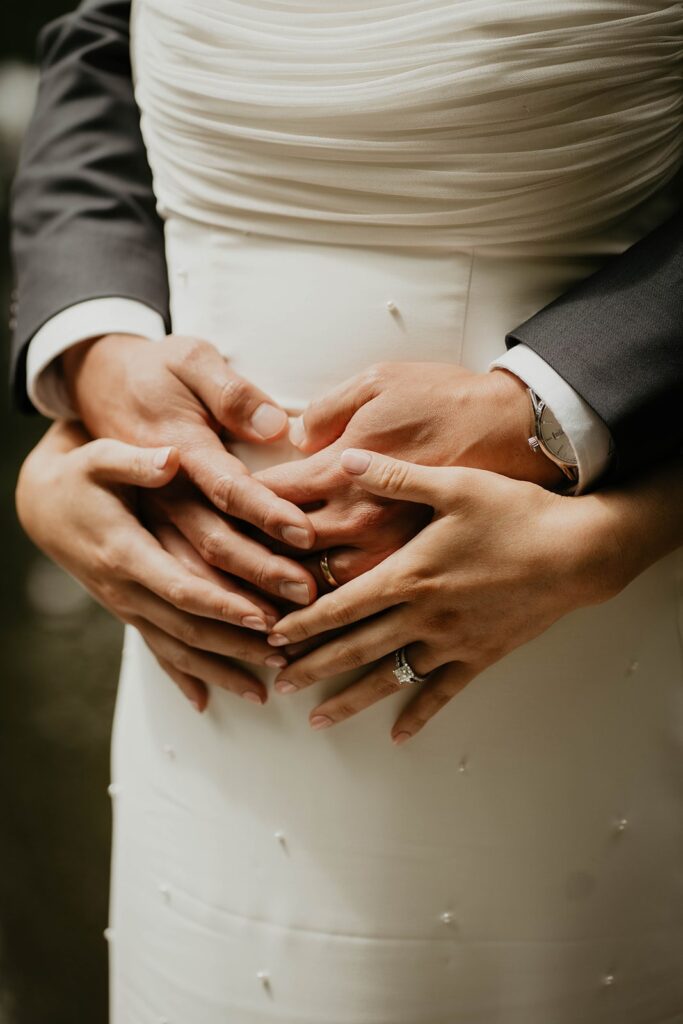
[257,362,563,586]
[60,333,317,603]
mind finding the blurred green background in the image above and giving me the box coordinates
[1,4,122,1021]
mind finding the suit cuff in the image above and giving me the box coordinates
[489,344,613,493]
[26,298,166,419]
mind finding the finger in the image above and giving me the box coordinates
[289,372,378,452]
[305,649,453,733]
[181,435,315,549]
[390,661,478,744]
[128,586,288,669]
[83,438,180,487]
[152,524,280,623]
[154,654,209,712]
[301,546,377,594]
[170,337,289,442]
[272,609,411,693]
[156,495,316,605]
[268,557,402,646]
[340,449,454,508]
[255,451,332,504]
[120,526,274,628]
[136,621,268,704]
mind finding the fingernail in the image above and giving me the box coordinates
[341,449,372,475]
[251,403,288,439]
[190,699,203,713]
[289,417,305,448]
[242,691,264,705]
[276,680,298,694]
[310,715,333,730]
[265,655,287,669]
[281,525,312,549]
[153,446,173,469]
[242,615,268,631]
[392,731,411,745]
[268,633,290,647]
[279,580,310,604]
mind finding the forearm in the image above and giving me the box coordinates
[569,455,683,603]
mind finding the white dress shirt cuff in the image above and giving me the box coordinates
[489,343,613,493]
[27,298,167,419]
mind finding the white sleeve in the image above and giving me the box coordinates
[489,343,614,493]
[26,297,167,419]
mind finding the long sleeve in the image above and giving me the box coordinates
[505,211,683,481]
[9,0,170,414]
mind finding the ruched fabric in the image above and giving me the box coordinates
[132,0,682,249]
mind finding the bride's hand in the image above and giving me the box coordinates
[16,423,286,711]
[267,448,683,744]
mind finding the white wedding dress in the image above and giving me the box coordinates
[108,2,683,1021]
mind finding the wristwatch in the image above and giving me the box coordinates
[527,387,579,491]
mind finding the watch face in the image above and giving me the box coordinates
[539,406,578,465]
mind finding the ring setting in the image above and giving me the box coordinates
[393,647,430,686]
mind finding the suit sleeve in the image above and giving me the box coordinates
[505,211,683,482]
[9,0,170,413]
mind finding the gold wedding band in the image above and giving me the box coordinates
[319,551,340,589]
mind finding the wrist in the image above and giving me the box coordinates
[60,333,147,422]
[478,369,567,489]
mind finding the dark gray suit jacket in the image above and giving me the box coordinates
[9,0,683,481]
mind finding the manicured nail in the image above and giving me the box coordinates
[153,446,173,469]
[242,615,268,631]
[250,403,288,439]
[289,416,305,448]
[268,633,290,647]
[279,580,310,604]
[265,655,287,669]
[275,680,298,694]
[242,691,264,704]
[392,731,411,745]
[341,449,371,475]
[310,715,333,730]
[281,525,312,549]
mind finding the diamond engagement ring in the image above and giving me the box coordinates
[319,551,340,589]
[392,647,430,686]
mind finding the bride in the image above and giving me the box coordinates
[14,0,683,1021]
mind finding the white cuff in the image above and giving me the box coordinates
[489,344,613,493]
[26,298,167,419]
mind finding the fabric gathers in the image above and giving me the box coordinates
[131,0,683,250]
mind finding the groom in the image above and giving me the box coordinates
[9,0,683,645]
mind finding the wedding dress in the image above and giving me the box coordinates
[109,2,683,1020]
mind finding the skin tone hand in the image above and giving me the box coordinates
[16,422,289,712]
[61,333,317,605]
[255,361,562,587]
[267,448,683,745]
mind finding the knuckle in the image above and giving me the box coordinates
[198,530,224,566]
[375,676,400,699]
[325,598,352,630]
[218,375,251,417]
[177,618,202,648]
[172,646,193,675]
[210,474,236,512]
[334,643,365,671]
[332,700,358,720]
[165,580,189,609]
[176,336,211,367]
[295,665,321,687]
[377,459,410,496]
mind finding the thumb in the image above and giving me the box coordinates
[289,373,376,452]
[84,439,181,488]
[340,449,450,506]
